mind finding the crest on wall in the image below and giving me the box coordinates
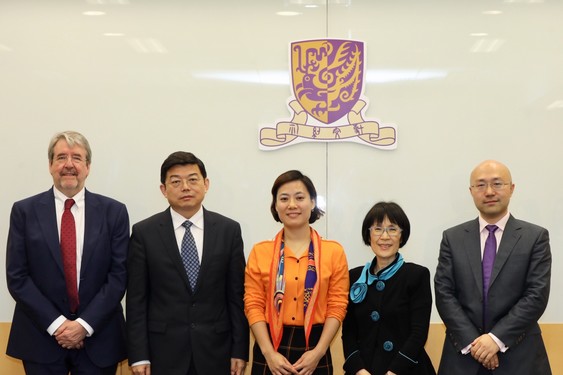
[259,39,397,150]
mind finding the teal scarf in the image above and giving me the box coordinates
[350,253,404,303]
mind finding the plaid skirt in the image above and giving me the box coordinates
[251,324,333,375]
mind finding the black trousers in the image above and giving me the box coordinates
[23,349,117,375]
[478,367,493,375]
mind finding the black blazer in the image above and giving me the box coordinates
[126,207,249,375]
[342,260,436,375]
[434,215,552,375]
[6,188,129,367]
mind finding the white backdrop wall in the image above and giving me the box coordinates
[1,0,561,323]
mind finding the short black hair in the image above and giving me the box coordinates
[270,170,324,224]
[361,201,410,247]
[160,151,207,184]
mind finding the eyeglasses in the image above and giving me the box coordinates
[54,154,86,165]
[470,181,511,192]
[168,176,202,188]
[370,226,402,237]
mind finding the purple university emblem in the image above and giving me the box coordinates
[292,39,364,124]
[259,39,397,150]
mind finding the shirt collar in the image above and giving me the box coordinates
[478,211,510,233]
[53,186,85,207]
[170,206,204,230]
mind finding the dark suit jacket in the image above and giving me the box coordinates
[126,207,249,375]
[6,188,129,367]
[434,215,552,375]
[342,261,436,375]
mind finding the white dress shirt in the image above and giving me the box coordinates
[47,187,93,337]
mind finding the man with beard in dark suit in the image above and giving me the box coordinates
[6,131,129,374]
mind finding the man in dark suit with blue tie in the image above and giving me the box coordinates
[126,151,249,375]
[6,131,130,374]
[435,160,552,375]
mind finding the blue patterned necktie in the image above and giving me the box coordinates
[482,224,498,325]
[181,220,199,290]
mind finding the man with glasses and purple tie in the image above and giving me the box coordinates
[434,160,552,375]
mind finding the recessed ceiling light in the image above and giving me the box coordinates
[104,32,124,37]
[276,11,302,16]
[470,33,488,37]
[482,10,503,15]
[83,11,106,16]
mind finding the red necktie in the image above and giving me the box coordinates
[61,198,79,313]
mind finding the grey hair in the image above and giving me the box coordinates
[48,131,92,164]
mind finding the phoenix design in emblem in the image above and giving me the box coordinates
[292,40,363,124]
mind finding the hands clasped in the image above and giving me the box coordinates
[265,348,324,375]
[471,334,500,371]
[54,319,86,350]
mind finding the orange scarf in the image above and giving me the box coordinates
[267,228,321,351]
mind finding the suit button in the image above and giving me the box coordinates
[370,311,380,322]
[383,341,393,352]
[376,281,385,291]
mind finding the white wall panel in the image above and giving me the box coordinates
[0,0,561,323]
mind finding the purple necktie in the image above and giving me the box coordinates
[482,224,498,307]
